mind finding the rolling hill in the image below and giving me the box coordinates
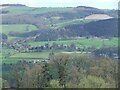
[0,4,118,41]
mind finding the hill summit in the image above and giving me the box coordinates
[0,4,26,7]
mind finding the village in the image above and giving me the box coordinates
[1,37,118,64]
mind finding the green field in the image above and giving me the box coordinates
[1,47,49,64]
[0,24,38,40]
[9,52,49,59]
[2,51,90,64]
[2,58,26,64]
[1,24,38,35]
[1,47,90,64]
[51,19,92,29]
[29,37,118,48]
[1,37,118,64]
[1,51,49,64]
[3,6,72,15]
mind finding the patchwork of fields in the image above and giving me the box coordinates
[1,5,118,65]
[1,37,118,64]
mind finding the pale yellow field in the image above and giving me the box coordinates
[85,14,113,20]
[0,6,9,9]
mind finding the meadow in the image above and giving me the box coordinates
[29,37,118,49]
[51,19,92,29]
[3,6,72,15]
[0,24,38,40]
[0,24,38,35]
[2,53,49,64]
[1,47,49,64]
[1,48,91,64]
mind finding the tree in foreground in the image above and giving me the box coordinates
[79,75,111,88]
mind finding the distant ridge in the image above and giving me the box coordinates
[0,4,100,9]
[0,4,26,7]
[76,6,99,10]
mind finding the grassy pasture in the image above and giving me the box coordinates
[2,58,25,64]
[3,6,33,15]
[51,19,92,29]
[0,24,38,40]
[1,24,38,35]
[9,52,49,59]
[1,50,50,64]
[1,49,90,64]
[3,6,72,15]
[28,7,72,14]
[1,53,47,64]
[0,53,2,58]
[29,37,118,48]
[1,37,118,64]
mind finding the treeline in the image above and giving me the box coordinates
[2,54,118,88]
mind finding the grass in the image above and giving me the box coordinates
[9,52,50,59]
[2,58,26,64]
[29,37,118,49]
[28,7,72,14]
[50,19,92,29]
[1,37,118,64]
[1,48,49,63]
[8,37,24,41]
[1,51,49,64]
[0,24,38,40]
[3,6,72,15]
[1,51,90,64]
[1,47,90,64]
[0,53,2,58]
[2,48,17,56]
[1,24,38,35]
[3,6,33,15]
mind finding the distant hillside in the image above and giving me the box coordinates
[1,5,118,41]
[76,6,99,10]
[63,18,117,37]
[84,18,118,37]
[1,4,117,18]
[0,4,26,7]
[11,18,117,41]
[2,5,117,25]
